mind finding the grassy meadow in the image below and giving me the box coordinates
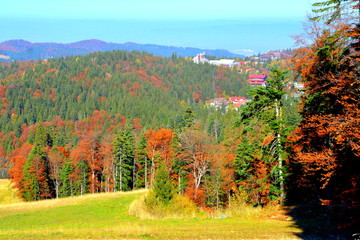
[0,179,303,240]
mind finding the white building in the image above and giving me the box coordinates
[193,52,240,68]
[193,52,209,64]
[209,59,240,68]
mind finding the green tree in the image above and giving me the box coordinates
[72,159,89,196]
[113,127,135,191]
[152,162,175,205]
[235,66,290,203]
[21,155,40,201]
[59,159,73,197]
[234,136,255,183]
[311,0,358,23]
[184,107,195,128]
[134,134,150,189]
[21,146,53,201]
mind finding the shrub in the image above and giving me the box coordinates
[129,191,198,219]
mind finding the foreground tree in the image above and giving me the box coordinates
[152,162,175,205]
[289,0,360,229]
[290,24,360,200]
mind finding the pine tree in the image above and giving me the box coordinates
[152,162,175,205]
[134,134,150,189]
[234,136,254,183]
[71,159,89,196]
[21,146,53,201]
[21,154,40,201]
[59,159,73,197]
[184,107,195,128]
[235,66,290,204]
[113,127,135,191]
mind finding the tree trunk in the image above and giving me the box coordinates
[150,150,155,187]
[145,156,148,188]
[55,178,59,199]
[119,155,122,191]
[275,99,285,200]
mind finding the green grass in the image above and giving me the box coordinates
[0,180,302,239]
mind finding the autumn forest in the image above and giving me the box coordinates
[0,0,359,234]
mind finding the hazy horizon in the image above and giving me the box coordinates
[1,0,315,56]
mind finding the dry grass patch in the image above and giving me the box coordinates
[223,202,293,221]
[0,179,22,205]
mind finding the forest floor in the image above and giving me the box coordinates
[0,179,350,240]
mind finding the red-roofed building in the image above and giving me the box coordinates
[229,97,247,104]
[247,74,267,86]
[229,97,248,110]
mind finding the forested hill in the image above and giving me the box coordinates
[0,39,245,61]
[0,50,249,139]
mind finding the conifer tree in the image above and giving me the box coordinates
[113,127,135,191]
[71,159,89,195]
[152,162,175,205]
[184,107,195,128]
[134,134,150,189]
[21,146,53,201]
[21,154,40,201]
[235,66,290,203]
[59,159,73,197]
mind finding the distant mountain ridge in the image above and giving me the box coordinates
[0,39,245,61]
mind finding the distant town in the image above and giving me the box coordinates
[193,51,303,110]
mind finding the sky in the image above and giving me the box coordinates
[1,0,316,55]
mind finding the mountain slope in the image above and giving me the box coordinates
[0,39,244,61]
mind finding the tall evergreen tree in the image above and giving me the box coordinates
[184,107,195,128]
[113,127,135,191]
[134,134,150,189]
[72,159,89,196]
[59,159,73,197]
[152,162,175,205]
[235,66,290,204]
[21,146,53,201]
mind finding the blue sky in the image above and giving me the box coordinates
[1,0,316,55]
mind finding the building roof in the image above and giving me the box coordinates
[248,74,267,79]
[229,97,246,102]
[247,75,267,86]
[209,59,240,67]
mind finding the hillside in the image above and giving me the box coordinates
[0,39,245,61]
[0,50,250,136]
[0,180,302,240]
[0,50,257,193]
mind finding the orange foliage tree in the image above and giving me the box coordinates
[145,128,174,187]
[71,131,101,194]
[179,129,214,205]
[289,20,360,207]
[8,143,34,193]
